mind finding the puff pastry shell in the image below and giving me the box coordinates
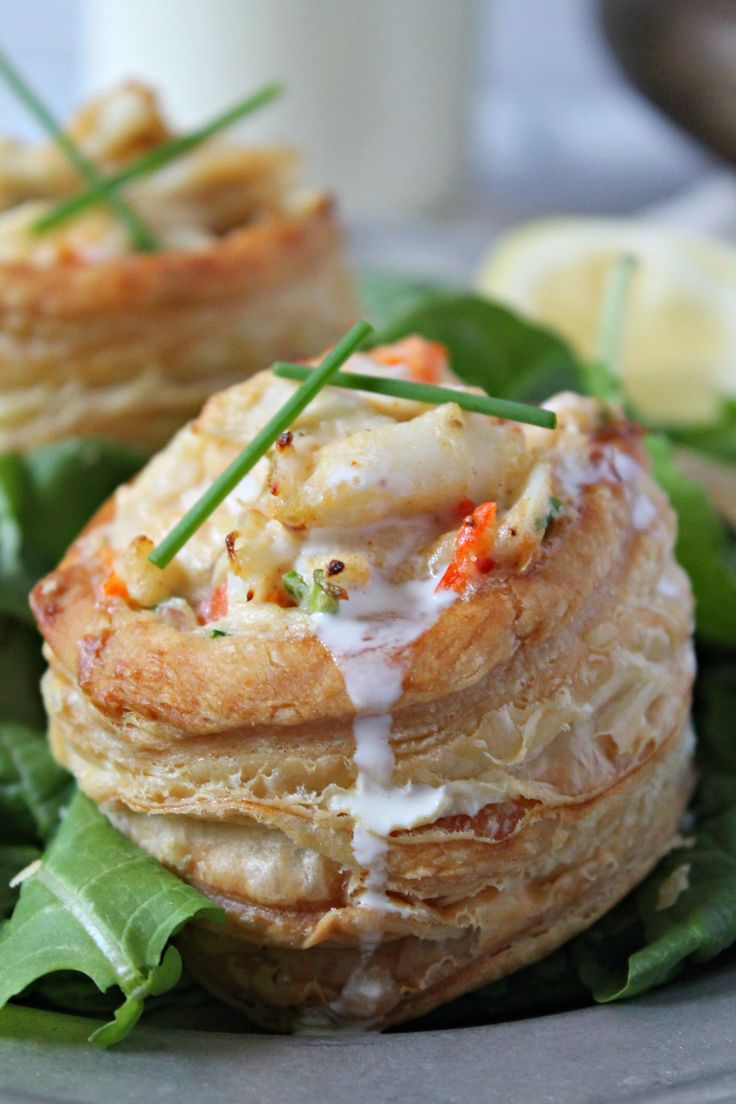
[31,340,696,1030]
[0,84,356,452]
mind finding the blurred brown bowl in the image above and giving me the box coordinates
[601,0,736,164]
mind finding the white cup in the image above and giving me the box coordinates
[80,0,477,220]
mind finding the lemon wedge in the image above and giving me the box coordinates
[477,218,736,424]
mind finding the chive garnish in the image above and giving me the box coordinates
[587,253,638,410]
[148,320,373,569]
[597,253,638,378]
[34,82,283,236]
[273,363,557,429]
[0,50,158,251]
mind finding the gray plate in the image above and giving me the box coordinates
[1,951,735,1104]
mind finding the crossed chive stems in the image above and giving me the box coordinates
[0,49,282,250]
[149,321,557,570]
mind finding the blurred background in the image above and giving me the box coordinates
[1,0,733,275]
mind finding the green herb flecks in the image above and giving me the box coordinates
[0,792,223,1047]
[282,570,309,605]
[535,494,563,532]
[34,82,282,236]
[210,629,229,638]
[308,568,344,613]
[149,321,373,570]
[282,568,345,614]
[0,723,73,845]
[0,50,158,251]
[273,363,557,430]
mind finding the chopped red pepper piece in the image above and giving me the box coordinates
[371,335,448,384]
[437,501,497,593]
[102,570,129,600]
[202,582,228,622]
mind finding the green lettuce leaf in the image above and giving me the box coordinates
[0,843,39,919]
[667,399,736,465]
[0,619,46,729]
[0,723,73,845]
[20,438,143,570]
[0,439,142,626]
[0,454,36,624]
[647,436,736,647]
[32,966,201,1018]
[573,805,736,1001]
[692,652,736,817]
[365,286,582,403]
[0,792,223,1046]
[0,438,143,764]
[0,437,144,755]
[360,271,456,330]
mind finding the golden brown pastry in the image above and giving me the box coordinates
[0,83,356,452]
[31,336,695,1031]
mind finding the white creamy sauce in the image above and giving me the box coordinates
[631,493,657,531]
[610,450,641,485]
[313,571,455,911]
[313,566,456,1020]
[657,575,681,599]
[609,452,661,534]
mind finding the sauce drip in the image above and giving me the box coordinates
[314,572,455,910]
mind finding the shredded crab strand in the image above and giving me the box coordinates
[438,501,498,593]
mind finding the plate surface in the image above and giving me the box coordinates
[1,951,735,1104]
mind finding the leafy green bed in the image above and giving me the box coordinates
[1,278,735,1046]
